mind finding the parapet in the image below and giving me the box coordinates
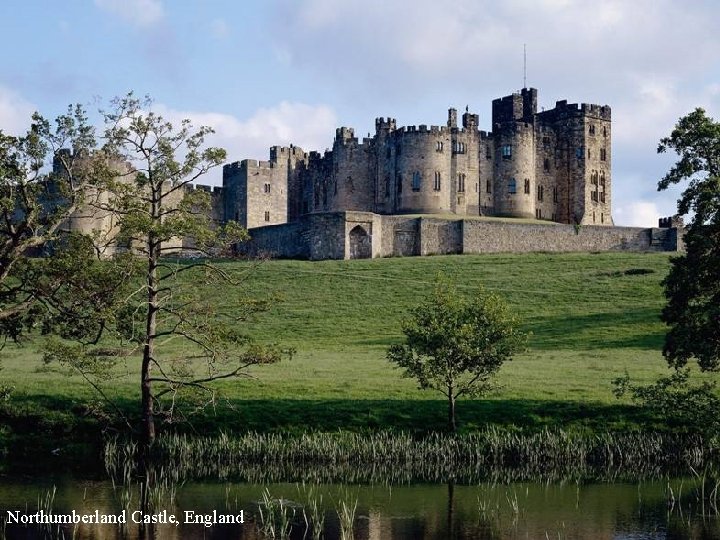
[581,103,612,120]
[375,117,397,132]
[659,215,684,228]
[335,126,356,143]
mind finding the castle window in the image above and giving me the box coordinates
[588,148,591,159]
[603,126,607,138]
[486,146,491,159]
[543,158,550,171]
[263,183,271,193]
[264,211,270,222]
[334,180,337,195]
[536,208,542,219]
[412,171,421,191]
[589,124,596,135]
[475,183,478,193]
[508,178,517,194]
[600,173,606,188]
[501,145,512,159]
[593,211,596,223]
[553,186,558,203]
[434,171,441,191]
[457,173,466,193]
[524,179,530,194]
[576,147,584,159]
[436,141,444,152]
[601,213,604,223]
[397,173,403,194]
[537,185,544,201]
[486,179,491,193]
[542,136,550,145]
[600,148,607,161]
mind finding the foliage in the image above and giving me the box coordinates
[41,94,291,445]
[0,106,130,345]
[614,369,720,435]
[657,108,720,370]
[387,278,526,431]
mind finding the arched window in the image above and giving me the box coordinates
[508,178,517,194]
[457,173,466,193]
[434,171,441,191]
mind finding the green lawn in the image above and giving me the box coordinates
[1,251,703,434]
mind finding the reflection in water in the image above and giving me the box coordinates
[2,478,720,539]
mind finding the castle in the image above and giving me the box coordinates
[64,88,683,260]
[223,88,613,231]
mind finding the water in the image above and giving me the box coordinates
[2,477,720,539]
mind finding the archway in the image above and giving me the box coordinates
[348,225,372,259]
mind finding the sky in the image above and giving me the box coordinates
[1,0,719,226]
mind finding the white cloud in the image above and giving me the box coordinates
[94,0,164,27]
[152,101,338,185]
[613,201,662,228]
[0,85,36,135]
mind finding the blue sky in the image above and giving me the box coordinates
[1,0,719,226]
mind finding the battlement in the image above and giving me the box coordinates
[492,88,537,126]
[270,145,307,161]
[375,117,397,132]
[581,103,612,120]
[659,215,684,228]
[335,126,356,142]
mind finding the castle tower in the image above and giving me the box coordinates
[492,89,538,219]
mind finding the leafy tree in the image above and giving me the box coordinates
[0,107,131,346]
[657,108,720,370]
[45,94,289,446]
[387,280,526,432]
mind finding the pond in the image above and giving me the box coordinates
[2,477,719,539]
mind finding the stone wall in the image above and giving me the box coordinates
[238,211,682,261]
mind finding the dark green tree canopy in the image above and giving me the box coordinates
[658,108,720,370]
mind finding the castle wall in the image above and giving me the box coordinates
[461,221,668,254]
[238,212,681,261]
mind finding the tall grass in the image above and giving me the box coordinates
[105,428,713,485]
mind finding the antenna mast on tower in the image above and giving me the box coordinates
[523,43,527,89]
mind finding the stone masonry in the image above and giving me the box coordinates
[223,88,613,230]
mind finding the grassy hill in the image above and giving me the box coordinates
[2,251,698,434]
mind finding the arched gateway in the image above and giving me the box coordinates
[348,225,371,259]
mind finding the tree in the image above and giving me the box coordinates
[46,94,289,446]
[0,107,131,346]
[387,279,526,432]
[657,108,720,371]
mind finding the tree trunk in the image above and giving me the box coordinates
[141,233,158,447]
[448,390,457,433]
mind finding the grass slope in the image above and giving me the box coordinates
[1,252,697,434]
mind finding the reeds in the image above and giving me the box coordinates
[104,428,714,485]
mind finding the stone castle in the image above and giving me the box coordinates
[223,87,612,231]
[65,87,684,260]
